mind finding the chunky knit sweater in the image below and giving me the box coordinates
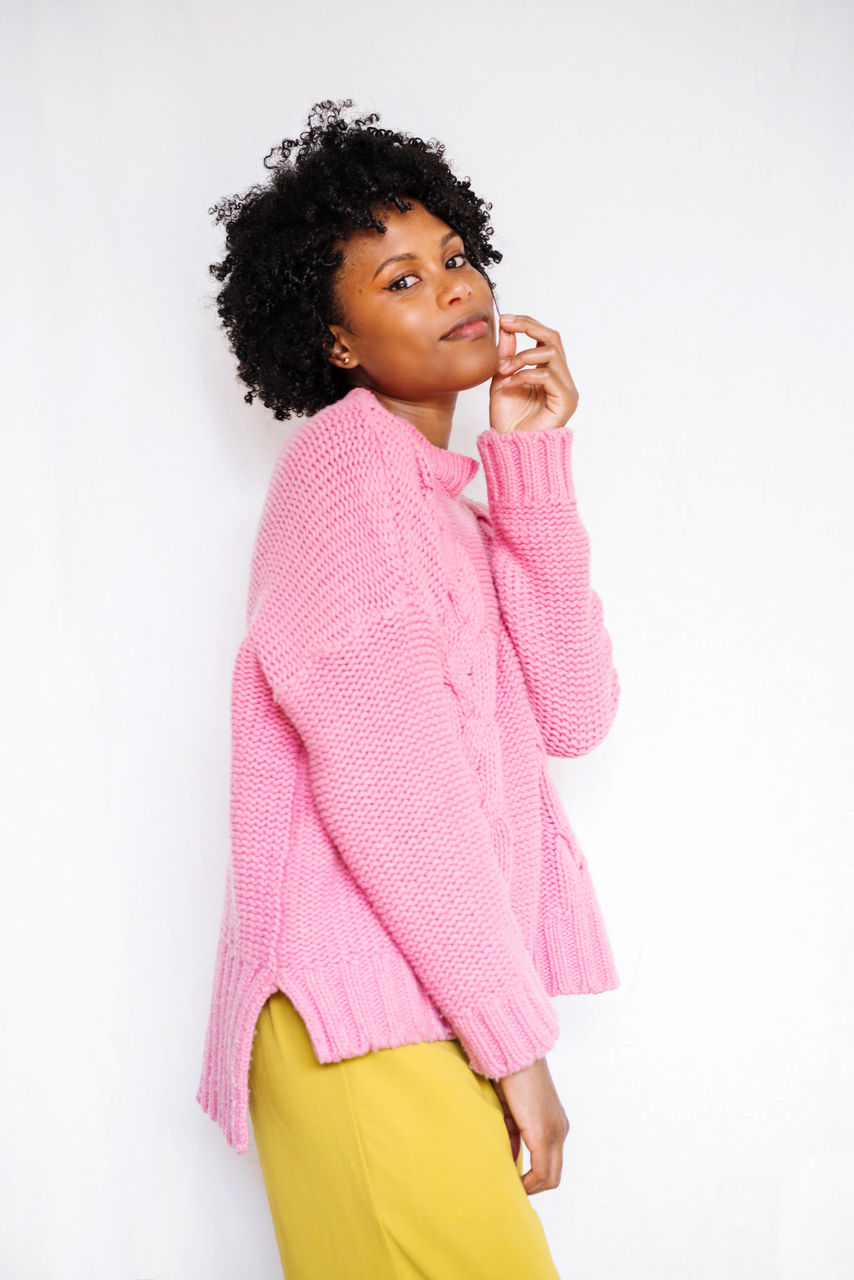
[196,385,620,1154]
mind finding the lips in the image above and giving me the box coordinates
[441,310,491,340]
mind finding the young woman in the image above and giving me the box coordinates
[196,98,621,1279]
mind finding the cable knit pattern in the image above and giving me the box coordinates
[196,386,621,1153]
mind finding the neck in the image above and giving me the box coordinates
[354,384,459,450]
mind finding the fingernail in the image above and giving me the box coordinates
[501,313,516,321]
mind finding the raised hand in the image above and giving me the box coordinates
[489,314,579,435]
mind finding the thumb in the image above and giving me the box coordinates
[496,314,516,364]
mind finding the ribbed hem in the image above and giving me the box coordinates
[196,914,617,1152]
[450,965,561,1079]
[279,949,456,1064]
[195,935,278,1155]
[196,941,456,1154]
[476,424,576,507]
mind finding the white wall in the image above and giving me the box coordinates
[3,1,853,1276]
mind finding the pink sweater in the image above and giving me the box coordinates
[196,385,620,1153]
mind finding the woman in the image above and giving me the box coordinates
[196,98,621,1279]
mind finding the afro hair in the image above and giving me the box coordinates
[207,98,503,420]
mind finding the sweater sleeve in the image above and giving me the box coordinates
[247,421,559,1080]
[474,424,620,757]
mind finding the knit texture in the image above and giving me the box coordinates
[196,385,621,1153]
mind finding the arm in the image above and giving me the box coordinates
[248,418,559,1079]
[254,598,559,1078]
[473,423,620,757]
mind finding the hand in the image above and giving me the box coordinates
[489,314,579,435]
[491,1057,570,1196]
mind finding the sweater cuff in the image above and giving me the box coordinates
[451,965,560,1079]
[476,424,576,508]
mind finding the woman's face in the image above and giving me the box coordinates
[325,197,501,400]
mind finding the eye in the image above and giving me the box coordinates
[387,273,419,293]
[385,250,468,292]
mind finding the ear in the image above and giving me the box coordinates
[326,325,358,371]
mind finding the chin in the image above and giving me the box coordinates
[457,369,496,392]
[442,347,498,389]
[455,356,500,392]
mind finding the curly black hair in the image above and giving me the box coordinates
[207,98,503,421]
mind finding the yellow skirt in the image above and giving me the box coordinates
[248,989,562,1279]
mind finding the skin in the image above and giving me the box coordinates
[325,197,577,1194]
[326,197,580,445]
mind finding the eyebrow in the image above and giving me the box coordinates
[372,229,460,279]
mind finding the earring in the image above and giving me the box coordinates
[343,356,350,364]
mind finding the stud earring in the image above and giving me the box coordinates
[343,356,350,364]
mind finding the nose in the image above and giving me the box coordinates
[438,271,472,308]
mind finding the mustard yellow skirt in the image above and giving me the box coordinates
[248,989,562,1279]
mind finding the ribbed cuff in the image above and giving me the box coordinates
[476,424,576,507]
[450,964,561,1079]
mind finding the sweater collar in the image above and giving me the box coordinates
[346,386,479,499]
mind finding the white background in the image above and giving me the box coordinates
[3,1,853,1277]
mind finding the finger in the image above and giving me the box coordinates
[521,1139,550,1195]
[499,314,561,349]
[497,366,572,399]
[504,1110,520,1142]
[549,1137,564,1188]
[522,1136,563,1195]
[496,367,548,390]
[500,316,567,367]
[496,316,517,364]
[497,343,559,376]
[502,1108,521,1160]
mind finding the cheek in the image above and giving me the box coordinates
[376,310,436,360]
[477,275,497,311]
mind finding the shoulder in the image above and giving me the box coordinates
[255,390,419,562]
[247,389,428,638]
[266,387,423,512]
